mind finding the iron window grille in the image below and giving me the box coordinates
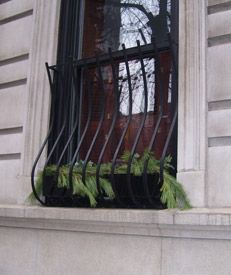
[31,0,178,208]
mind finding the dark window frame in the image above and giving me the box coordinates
[31,0,179,208]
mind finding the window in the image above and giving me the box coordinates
[31,0,178,208]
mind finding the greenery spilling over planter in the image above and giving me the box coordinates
[29,150,191,209]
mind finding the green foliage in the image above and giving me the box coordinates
[27,170,43,204]
[161,172,191,209]
[29,150,191,209]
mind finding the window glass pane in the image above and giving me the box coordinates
[82,0,171,57]
[80,51,171,162]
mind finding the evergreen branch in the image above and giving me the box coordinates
[28,149,191,209]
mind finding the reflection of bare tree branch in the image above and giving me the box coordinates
[97,0,169,51]
[117,58,156,115]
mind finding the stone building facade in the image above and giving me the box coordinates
[0,0,231,274]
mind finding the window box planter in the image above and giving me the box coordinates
[43,173,164,209]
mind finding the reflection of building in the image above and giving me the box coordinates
[1,1,231,274]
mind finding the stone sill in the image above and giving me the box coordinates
[1,205,231,239]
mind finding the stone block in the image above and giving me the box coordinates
[0,227,37,275]
[0,159,21,204]
[0,85,25,129]
[0,158,20,178]
[177,170,205,207]
[0,131,22,155]
[0,16,32,61]
[0,0,33,22]
[208,0,231,6]
[0,59,28,85]
[208,43,231,101]
[36,231,161,275]
[208,109,231,137]
[208,9,231,38]
[208,146,231,207]
[162,238,231,275]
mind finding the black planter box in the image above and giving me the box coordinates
[43,174,165,209]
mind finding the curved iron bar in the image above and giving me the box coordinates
[95,48,120,203]
[68,63,93,192]
[158,32,178,184]
[31,63,57,205]
[125,40,148,207]
[41,64,72,201]
[121,43,141,207]
[81,54,106,195]
[110,44,133,206]
[159,107,177,184]
[42,64,70,170]
[142,35,166,206]
[107,50,125,207]
[54,62,80,191]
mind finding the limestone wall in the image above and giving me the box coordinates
[0,0,34,203]
[207,0,231,206]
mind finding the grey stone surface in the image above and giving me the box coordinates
[0,159,21,204]
[208,109,231,137]
[36,231,161,275]
[0,15,32,61]
[162,238,231,275]
[208,9,231,38]
[0,0,33,22]
[0,159,20,178]
[22,0,61,178]
[0,131,22,155]
[208,43,231,102]
[177,171,205,207]
[0,59,28,85]
[0,227,37,275]
[1,206,231,274]
[178,0,207,207]
[208,146,231,207]
[208,0,231,6]
[0,85,25,129]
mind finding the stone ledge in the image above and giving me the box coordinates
[1,205,231,239]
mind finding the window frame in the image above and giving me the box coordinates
[23,0,207,208]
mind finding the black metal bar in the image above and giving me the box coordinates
[120,44,141,207]
[31,63,56,205]
[110,44,134,206]
[95,48,120,202]
[158,33,178,185]
[55,63,79,184]
[68,64,93,192]
[49,44,169,70]
[142,36,166,206]
[107,50,125,206]
[125,40,149,207]
[159,108,177,184]
[43,66,70,170]
[82,54,106,194]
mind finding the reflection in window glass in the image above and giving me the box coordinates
[118,58,155,115]
[82,0,171,57]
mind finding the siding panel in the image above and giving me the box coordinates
[0,131,22,155]
[0,59,28,85]
[0,85,25,129]
[208,109,231,137]
[0,0,33,21]
[208,10,231,38]
[208,43,231,101]
[0,16,33,61]
[208,146,231,206]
